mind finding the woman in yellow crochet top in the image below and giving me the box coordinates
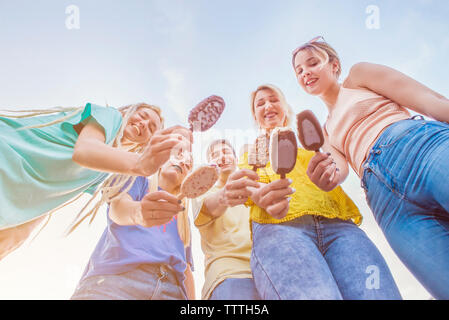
[239,84,401,299]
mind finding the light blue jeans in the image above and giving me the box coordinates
[209,278,261,300]
[70,264,187,300]
[361,117,449,299]
[251,215,401,300]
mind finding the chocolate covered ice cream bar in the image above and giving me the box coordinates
[188,95,225,132]
[296,110,324,152]
[270,127,298,179]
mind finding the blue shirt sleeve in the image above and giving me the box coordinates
[126,176,149,201]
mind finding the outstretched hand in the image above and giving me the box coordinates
[219,169,260,207]
[136,125,193,176]
[306,152,340,192]
[250,178,295,219]
[136,190,185,228]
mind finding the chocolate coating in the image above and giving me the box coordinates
[188,95,225,132]
[296,110,324,151]
[270,128,297,177]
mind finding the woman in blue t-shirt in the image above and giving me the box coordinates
[71,154,195,300]
[0,103,192,260]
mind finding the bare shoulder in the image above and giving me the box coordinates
[342,62,380,89]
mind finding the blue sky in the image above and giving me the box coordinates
[0,0,448,299]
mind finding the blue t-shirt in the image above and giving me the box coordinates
[79,176,193,290]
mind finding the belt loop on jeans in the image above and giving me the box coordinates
[361,163,371,191]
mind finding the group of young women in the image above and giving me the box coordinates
[0,37,448,299]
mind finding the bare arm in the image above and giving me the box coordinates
[109,193,141,226]
[72,121,193,176]
[201,188,228,219]
[109,190,183,227]
[345,62,449,122]
[72,120,142,176]
[202,169,260,219]
[184,264,196,300]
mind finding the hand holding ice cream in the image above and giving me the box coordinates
[249,178,295,220]
[218,169,260,207]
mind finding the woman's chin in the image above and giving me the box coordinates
[264,120,283,129]
[306,86,322,96]
[161,170,182,183]
[219,165,234,174]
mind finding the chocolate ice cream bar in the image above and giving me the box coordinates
[270,127,298,179]
[296,110,324,152]
[188,95,225,132]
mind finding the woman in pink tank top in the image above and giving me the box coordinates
[291,37,449,299]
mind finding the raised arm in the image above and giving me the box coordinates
[201,169,260,219]
[345,62,449,122]
[184,263,196,300]
[72,122,192,176]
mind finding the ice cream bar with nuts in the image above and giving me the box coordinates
[188,95,225,132]
[177,164,219,200]
[248,133,270,171]
[296,110,324,152]
[270,127,298,179]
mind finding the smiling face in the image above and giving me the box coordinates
[207,142,237,176]
[253,88,287,130]
[122,107,162,145]
[293,48,340,96]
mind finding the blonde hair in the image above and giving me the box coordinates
[63,103,163,232]
[1,103,191,243]
[292,41,341,79]
[250,84,294,129]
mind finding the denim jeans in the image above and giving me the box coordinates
[251,215,401,300]
[209,278,261,300]
[361,117,449,300]
[71,264,187,300]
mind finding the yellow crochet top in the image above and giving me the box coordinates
[238,149,362,226]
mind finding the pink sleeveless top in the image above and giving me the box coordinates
[325,87,411,177]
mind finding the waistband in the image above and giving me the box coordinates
[360,115,425,190]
